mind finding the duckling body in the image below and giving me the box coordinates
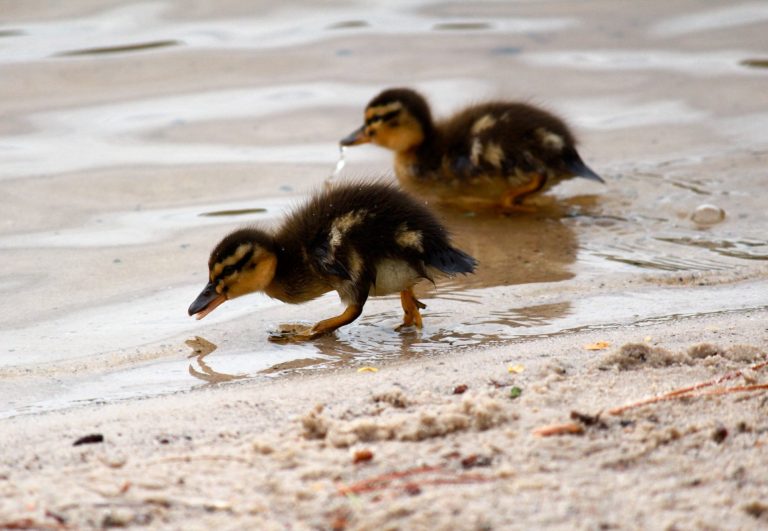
[341,88,603,211]
[189,182,476,341]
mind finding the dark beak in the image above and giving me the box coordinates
[340,125,369,146]
[188,281,227,320]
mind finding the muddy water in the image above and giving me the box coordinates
[1,0,767,418]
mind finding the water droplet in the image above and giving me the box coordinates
[327,146,347,186]
[691,204,725,225]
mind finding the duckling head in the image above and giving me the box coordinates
[188,228,278,320]
[341,88,434,153]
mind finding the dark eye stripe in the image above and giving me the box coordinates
[380,110,400,122]
[365,109,400,125]
[214,249,254,282]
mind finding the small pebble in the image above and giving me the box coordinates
[691,204,725,225]
[352,449,374,463]
[73,433,104,446]
[712,425,728,444]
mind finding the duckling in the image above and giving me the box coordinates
[340,87,603,211]
[188,181,477,341]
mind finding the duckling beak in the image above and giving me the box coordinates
[188,281,227,320]
[340,125,369,146]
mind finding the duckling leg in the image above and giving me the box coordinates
[499,174,546,212]
[396,287,426,331]
[309,304,364,337]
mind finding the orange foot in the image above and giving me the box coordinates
[395,287,426,331]
[268,305,363,343]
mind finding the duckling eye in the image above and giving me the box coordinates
[222,265,236,277]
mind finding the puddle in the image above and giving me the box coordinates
[56,39,181,57]
[4,279,767,419]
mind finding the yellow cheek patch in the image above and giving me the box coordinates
[227,253,277,298]
[211,263,223,280]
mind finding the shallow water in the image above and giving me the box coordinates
[1,0,767,418]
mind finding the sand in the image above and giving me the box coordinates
[2,0,768,529]
[2,312,767,530]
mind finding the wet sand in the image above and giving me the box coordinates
[1,0,768,528]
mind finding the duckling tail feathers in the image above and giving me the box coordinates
[427,247,477,275]
[564,150,604,183]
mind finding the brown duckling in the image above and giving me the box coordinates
[340,87,603,211]
[188,181,476,341]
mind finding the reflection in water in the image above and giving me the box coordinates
[480,302,571,328]
[256,300,573,378]
[185,336,246,385]
[429,200,579,291]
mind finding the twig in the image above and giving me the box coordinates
[532,360,768,434]
[609,360,768,416]
[0,518,66,530]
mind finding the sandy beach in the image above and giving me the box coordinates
[1,0,767,529]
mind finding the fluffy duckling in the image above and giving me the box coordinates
[341,87,603,211]
[188,181,476,341]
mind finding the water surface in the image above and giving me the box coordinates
[1,0,767,418]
